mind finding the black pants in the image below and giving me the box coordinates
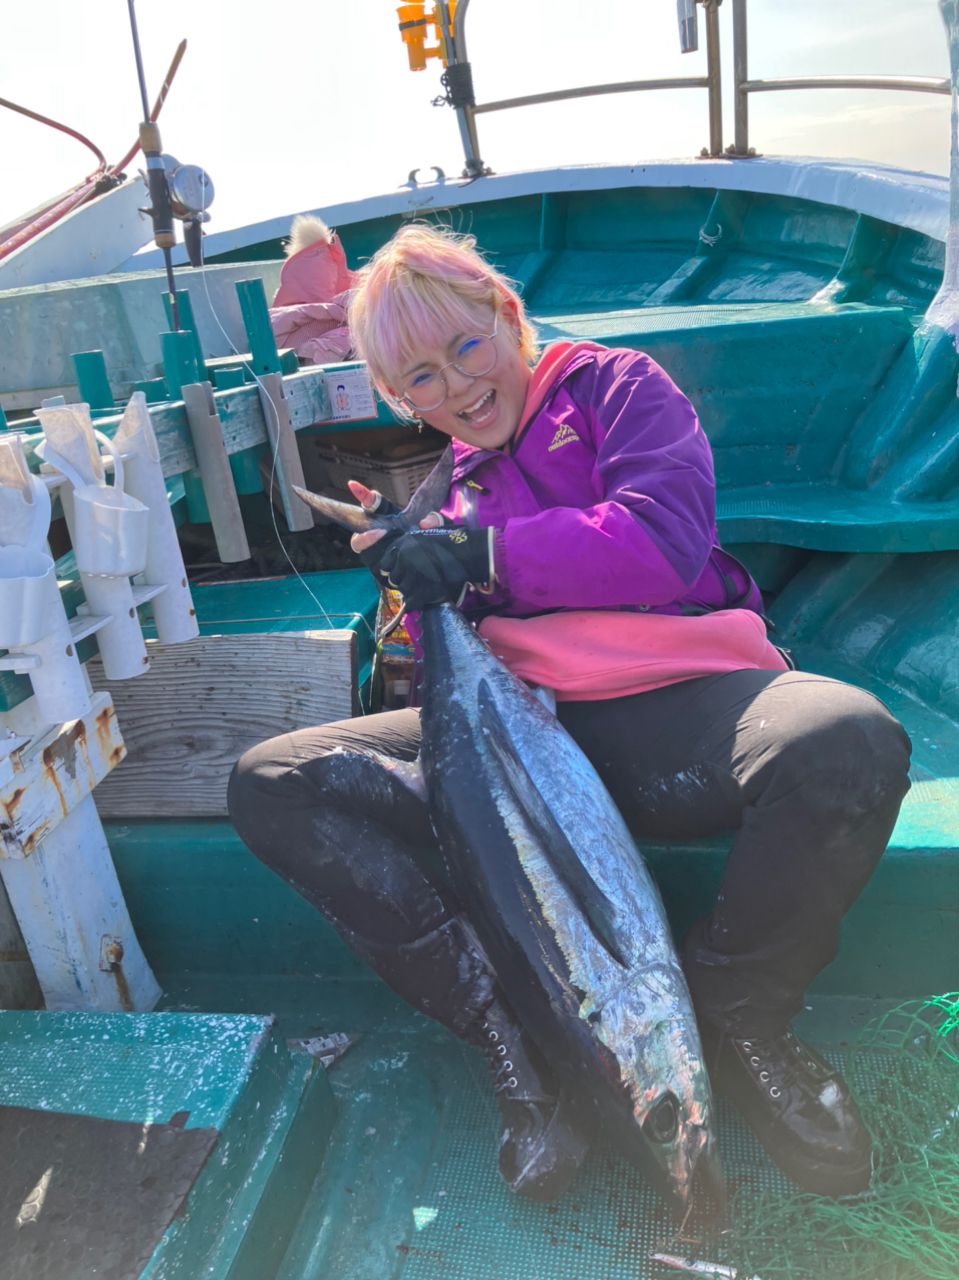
[228,669,911,1039]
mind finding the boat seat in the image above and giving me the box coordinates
[535,301,959,553]
[103,598,959,1012]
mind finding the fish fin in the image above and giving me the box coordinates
[291,485,376,532]
[399,446,455,528]
[477,679,631,968]
[293,446,453,536]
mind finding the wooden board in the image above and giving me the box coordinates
[88,631,358,818]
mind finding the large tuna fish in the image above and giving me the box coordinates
[293,455,722,1214]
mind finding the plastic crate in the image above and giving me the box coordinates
[305,441,446,507]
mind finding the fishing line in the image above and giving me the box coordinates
[193,235,377,652]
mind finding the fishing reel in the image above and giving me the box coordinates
[139,153,215,268]
[165,155,215,268]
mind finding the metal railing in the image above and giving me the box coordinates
[437,0,723,175]
[433,0,949,177]
[730,0,949,156]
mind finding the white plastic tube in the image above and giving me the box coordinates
[113,394,199,645]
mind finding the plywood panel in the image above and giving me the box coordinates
[89,631,357,817]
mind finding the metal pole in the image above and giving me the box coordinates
[743,75,948,95]
[474,78,710,115]
[703,0,723,156]
[445,0,485,177]
[732,0,750,155]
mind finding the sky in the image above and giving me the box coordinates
[1,0,951,238]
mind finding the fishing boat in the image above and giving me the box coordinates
[1,2,957,1276]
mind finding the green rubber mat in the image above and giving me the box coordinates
[374,1051,802,1280]
[265,991,893,1280]
[0,1012,274,1128]
[397,1048,905,1280]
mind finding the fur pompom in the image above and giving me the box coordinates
[285,214,332,257]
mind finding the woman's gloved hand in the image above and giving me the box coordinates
[347,479,401,520]
[347,480,403,584]
[379,526,496,609]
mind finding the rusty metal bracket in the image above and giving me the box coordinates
[0,691,125,859]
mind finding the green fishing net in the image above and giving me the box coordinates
[725,994,959,1280]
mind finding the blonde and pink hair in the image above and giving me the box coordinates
[348,223,538,414]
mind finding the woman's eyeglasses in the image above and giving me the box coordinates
[401,320,499,412]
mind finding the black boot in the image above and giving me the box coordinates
[704,1025,872,1197]
[474,996,590,1202]
[228,743,588,1198]
[344,916,589,1201]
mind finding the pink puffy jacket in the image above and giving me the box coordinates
[270,230,357,364]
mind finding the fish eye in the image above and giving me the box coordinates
[643,1092,679,1145]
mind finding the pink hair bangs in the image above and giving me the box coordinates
[350,225,518,400]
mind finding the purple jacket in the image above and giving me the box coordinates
[439,344,763,622]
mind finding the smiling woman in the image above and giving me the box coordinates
[229,219,912,1208]
[400,321,500,413]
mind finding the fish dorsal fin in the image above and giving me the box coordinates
[400,445,454,528]
[477,678,630,969]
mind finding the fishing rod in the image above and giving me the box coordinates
[125,0,214,329]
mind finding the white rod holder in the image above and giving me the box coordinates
[56,483,149,681]
[113,393,200,645]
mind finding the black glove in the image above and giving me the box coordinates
[363,492,401,519]
[378,526,496,609]
[352,490,403,586]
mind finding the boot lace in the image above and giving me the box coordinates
[738,1035,800,1100]
[481,1019,519,1094]
[736,1028,841,1103]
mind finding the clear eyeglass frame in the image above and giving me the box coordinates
[400,318,499,413]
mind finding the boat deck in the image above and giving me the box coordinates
[163,978,896,1280]
[87,548,959,1275]
[0,967,904,1280]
